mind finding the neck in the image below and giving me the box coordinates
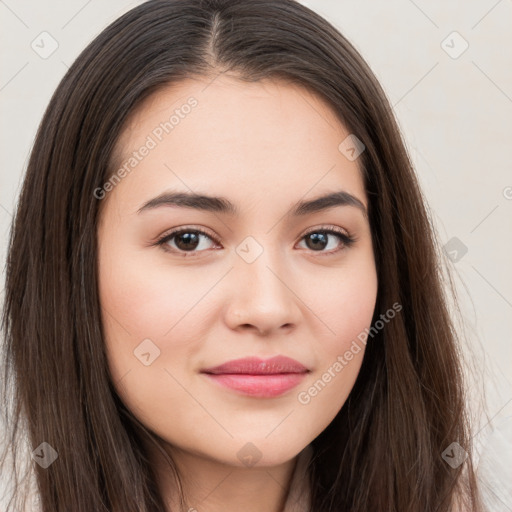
[147,441,302,512]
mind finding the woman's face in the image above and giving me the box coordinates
[98,74,378,468]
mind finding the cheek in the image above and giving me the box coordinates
[97,240,224,414]
[98,237,222,348]
[293,254,377,418]
[97,240,171,375]
[97,253,210,428]
[100,256,200,332]
[303,252,378,354]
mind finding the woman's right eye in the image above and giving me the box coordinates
[155,228,220,257]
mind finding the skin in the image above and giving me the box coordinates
[97,73,378,512]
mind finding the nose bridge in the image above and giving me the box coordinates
[236,237,289,301]
[226,235,300,331]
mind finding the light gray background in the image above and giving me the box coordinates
[1,0,511,510]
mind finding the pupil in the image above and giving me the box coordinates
[176,232,199,251]
[307,233,327,250]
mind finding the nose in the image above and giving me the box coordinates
[223,249,302,336]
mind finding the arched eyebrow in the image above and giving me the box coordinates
[137,190,368,219]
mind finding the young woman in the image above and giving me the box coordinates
[0,0,484,510]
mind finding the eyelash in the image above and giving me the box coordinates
[154,225,357,258]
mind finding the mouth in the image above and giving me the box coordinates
[200,355,310,398]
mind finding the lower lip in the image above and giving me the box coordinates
[202,373,307,398]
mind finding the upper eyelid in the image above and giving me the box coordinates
[300,225,350,237]
[158,225,219,243]
[158,224,350,241]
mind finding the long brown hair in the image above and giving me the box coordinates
[1,0,483,510]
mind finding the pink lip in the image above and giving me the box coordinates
[201,356,309,398]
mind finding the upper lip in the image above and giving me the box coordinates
[201,356,309,375]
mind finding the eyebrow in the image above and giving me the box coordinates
[137,190,367,219]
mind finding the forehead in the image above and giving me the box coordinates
[108,74,367,213]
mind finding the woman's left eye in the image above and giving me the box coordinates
[155,226,356,257]
[297,228,356,253]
